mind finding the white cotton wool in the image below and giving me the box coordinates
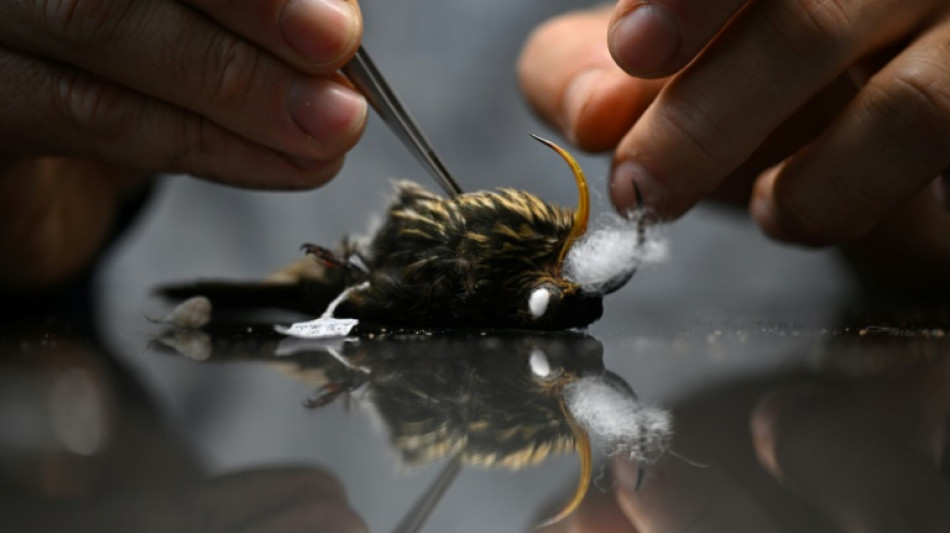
[562,212,668,295]
[564,376,672,463]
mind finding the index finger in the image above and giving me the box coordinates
[185,0,362,74]
[608,0,931,217]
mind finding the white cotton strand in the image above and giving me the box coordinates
[562,212,668,295]
[564,376,672,463]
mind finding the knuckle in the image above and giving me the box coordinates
[52,68,124,139]
[884,61,950,139]
[165,115,218,172]
[654,89,725,169]
[204,34,262,106]
[38,0,128,42]
[765,0,853,62]
[161,117,342,188]
[792,0,852,42]
[859,57,950,180]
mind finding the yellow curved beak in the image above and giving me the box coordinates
[530,135,590,276]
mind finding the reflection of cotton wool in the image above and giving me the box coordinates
[564,376,672,463]
[563,213,668,295]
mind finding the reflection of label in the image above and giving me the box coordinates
[275,318,359,339]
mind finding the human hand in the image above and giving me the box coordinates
[0,0,367,288]
[519,1,950,288]
[0,157,140,290]
[0,0,366,188]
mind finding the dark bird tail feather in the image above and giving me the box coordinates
[156,278,343,316]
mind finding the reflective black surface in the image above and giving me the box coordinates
[3,299,948,532]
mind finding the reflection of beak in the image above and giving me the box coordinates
[535,396,592,529]
[600,371,646,489]
[530,135,590,276]
[561,373,673,497]
[534,373,636,527]
[390,456,462,533]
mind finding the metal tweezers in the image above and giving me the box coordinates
[342,46,463,197]
[388,457,463,533]
[342,48,463,533]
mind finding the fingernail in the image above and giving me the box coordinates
[280,0,360,67]
[610,160,660,217]
[288,78,367,144]
[610,3,681,75]
[563,69,605,141]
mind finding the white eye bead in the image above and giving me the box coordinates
[528,287,551,319]
[529,348,552,378]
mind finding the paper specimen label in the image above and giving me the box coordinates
[275,318,359,339]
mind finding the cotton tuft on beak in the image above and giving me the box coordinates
[563,374,672,464]
[562,212,668,295]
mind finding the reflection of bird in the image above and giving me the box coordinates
[154,326,667,526]
[335,331,604,470]
[327,331,606,527]
[160,138,640,330]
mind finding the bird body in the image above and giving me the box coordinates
[160,138,639,330]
